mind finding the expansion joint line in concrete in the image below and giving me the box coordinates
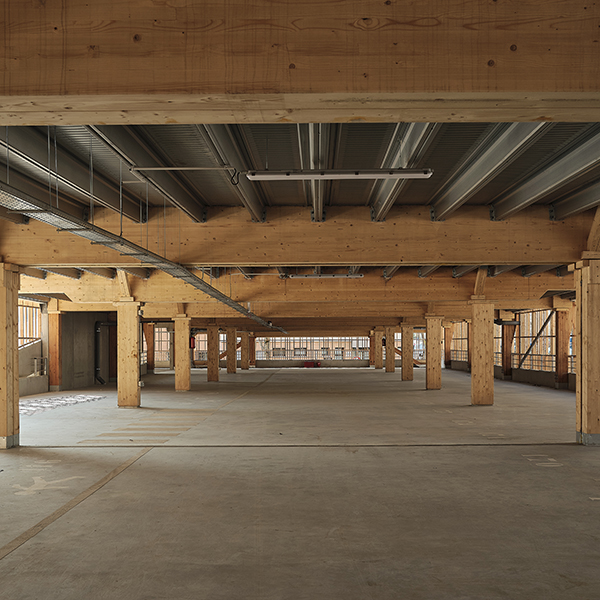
[0,447,152,562]
[27,442,576,449]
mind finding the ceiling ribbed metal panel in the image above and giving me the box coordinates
[140,125,240,207]
[236,124,304,206]
[395,123,494,205]
[55,126,158,206]
[468,123,599,205]
[330,123,397,205]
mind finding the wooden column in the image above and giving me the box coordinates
[443,324,454,368]
[471,302,494,406]
[501,323,516,379]
[0,265,19,449]
[174,318,191,392]
[555,309,571,389]
[249,334,256,366]
[426,316,442,390]
[240,332,250,370]
[575,268,583,439]
[385,327,396,373]
[401,325,414,381]
[576,261,600,445]
[207,325,219,382]
[48,311,63,392]
[117,302,141,408]
[369,334,375,366]
[143,322,155,373]
[226,327,237,374]
[374,330,383,369]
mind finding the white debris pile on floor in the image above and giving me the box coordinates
[19,395,105,416]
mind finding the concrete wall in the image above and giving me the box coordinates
[20,375,48,397]
[254,359,372,368]
[450,360,470,372]
[19,340,43,377]
[19,339,49,397]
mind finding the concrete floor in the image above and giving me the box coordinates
[1,368,600,599]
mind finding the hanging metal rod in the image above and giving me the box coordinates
[0,181,287,334]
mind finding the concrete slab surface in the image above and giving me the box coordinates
[2,368,599,599]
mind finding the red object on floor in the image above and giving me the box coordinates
[304,361,315,368]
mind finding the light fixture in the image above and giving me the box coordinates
[288,274,364,279]
[245,169,433,181]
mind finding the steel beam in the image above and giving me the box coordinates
[198,125,265,222]
[0,127,141,221]
[20,267,46,280]
[88,126,207,223]
[277,267,289,279]
[80,267,116,279]
[370,123,441,222]
[120,267,150,280]
[297,124,332,222]
[197,267,221,280]
[452,265,480,278]
[522,265,562,278]
[382,266,401,280]
[492,128,600,220]
[237,267,254,280]
[488,265,520,277]
[431,123,552,221]
[348,266,361,276]
[551,180,600,220]
[418,265,440,278]
[40,267,81,280]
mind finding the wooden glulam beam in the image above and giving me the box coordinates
[20,269,574,307]
[0,206,585,268]
[1,2,600,125]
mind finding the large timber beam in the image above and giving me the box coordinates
[492,129,600,221]
[88,126,207,223]
[20,269,574,307]
[370,123,441,222]
[2,3,600,125]
[0,206,584,268]
[431,123,552,221]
